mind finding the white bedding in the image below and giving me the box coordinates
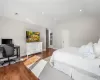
[50,47,100,77]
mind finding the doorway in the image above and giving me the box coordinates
[46,29,53,49]
[46,29,49,49]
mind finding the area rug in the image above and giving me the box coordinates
[44,56,51,61]
[26,57,50,77]
[31,60,47,77]
[23,55,41,67]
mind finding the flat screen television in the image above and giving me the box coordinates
[2,39,12,44]
[26,31,40,42]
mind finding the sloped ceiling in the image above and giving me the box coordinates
[0,0,100,27]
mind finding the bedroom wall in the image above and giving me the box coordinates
[53,16,100,49]
[0,16,46,56]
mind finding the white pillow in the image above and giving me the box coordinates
[79,42,96,59]
[79,42,94,54]
[93,43,100,58]
[79,45,86,53]
[86,42,94,54]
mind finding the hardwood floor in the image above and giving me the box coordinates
[0,62,38,80]
[37,48,55,59]
[0,48,55,80]
[26,48,55,59]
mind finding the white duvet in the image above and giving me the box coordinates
[50,47,100,77]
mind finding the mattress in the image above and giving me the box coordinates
[50,47,100,77]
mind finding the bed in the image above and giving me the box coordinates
[50,47,100,80]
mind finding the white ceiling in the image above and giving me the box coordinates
[0,0,100,27]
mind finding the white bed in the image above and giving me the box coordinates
[50,47,100,80]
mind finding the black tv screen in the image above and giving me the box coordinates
[1,39,12,44]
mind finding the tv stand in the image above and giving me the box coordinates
[26,42,42,58]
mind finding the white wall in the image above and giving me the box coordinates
[0,16,46,56]
[53,16,100,49]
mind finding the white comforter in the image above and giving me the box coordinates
[50,47,100,77]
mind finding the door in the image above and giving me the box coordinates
[62,30,70,48]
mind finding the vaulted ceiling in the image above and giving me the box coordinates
[0,0,100,27]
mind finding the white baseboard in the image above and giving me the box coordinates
[43,49,46,51]
[52,47,58,50]
[49,45,53,48]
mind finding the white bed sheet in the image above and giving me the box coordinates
[50,47,100,77]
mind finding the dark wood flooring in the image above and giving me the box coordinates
[0,62,38,80]
[0,48,55,80]
[37,48,55,59]
[26,48,55,59]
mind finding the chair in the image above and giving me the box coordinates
[2,44,16,65]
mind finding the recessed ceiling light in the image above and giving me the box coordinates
[42,12,44,14]
[15,13,18,15]
[80,9,82,12]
